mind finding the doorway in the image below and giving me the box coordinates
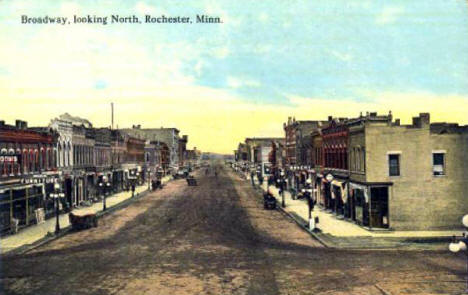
[369,187,389,228]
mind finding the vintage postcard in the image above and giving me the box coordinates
[1,0,468,294]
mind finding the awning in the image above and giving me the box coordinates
[349,182,366,190]
[331,180,345,187]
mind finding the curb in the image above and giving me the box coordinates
[247,180,331,248]
[249,181,449,251]
[1,185,164,258]
[275,202,331,248]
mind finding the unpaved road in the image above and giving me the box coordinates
[1,166,466,294]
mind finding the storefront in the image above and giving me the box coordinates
[112,169,124,193]
[349,183,368,226]
[349,182,390,229]
[330,180,346,216]
[0,181,46,233]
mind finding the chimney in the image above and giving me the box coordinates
[370,112,377,117]
[15,120,22,129]
[412,116,421,128]
[394,119,400,126]
[0,120,4,127]
[23,121,27,129]
[328,116,333,122]
[420,113,430,127]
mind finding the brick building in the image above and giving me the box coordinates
[283,117,327,167]
[0,120,58,232]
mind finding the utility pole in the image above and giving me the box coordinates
[111,102,114,129]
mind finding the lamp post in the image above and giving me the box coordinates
[280,171,285,207]
[50,182,64,235]
[449,214,468,293]
[100,175,109,211]
[305,178,314,224]
[147,168,152,190]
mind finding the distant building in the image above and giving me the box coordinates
[121,126,181,169]
[178,135,188,167]
[283,117,328,167]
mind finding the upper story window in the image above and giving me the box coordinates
[388,154,400,176]
[362,148,366,172]
[433,152,445,176]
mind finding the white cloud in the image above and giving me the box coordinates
[227,76,261,88]
[194,61,204,77]
[376,6,404,25]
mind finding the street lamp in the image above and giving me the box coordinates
[305,178,313,220]
[448,214,468,293]
[100,175,109,211]
[50,182,64,235]
[147,168,151,190]
[280,171,286,207]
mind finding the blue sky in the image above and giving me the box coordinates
[1,0,468,152]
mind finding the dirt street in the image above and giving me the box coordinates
[0,166,466,294]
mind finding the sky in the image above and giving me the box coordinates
[1,0,468,153]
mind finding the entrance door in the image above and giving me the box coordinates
[369,187,389,228]
[65,178,73,206]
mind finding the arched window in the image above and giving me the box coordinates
[41,147,46,170]
[58,142,63,167]
[34,149,39,172]
[65,142,70,167]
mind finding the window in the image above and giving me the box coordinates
[356,148,361,171]
[362,148,366,172]
[433,153,445,176]
[388,154,400,176]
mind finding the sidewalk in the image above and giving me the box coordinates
[0,176,172,254]
[257,180,457,250]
